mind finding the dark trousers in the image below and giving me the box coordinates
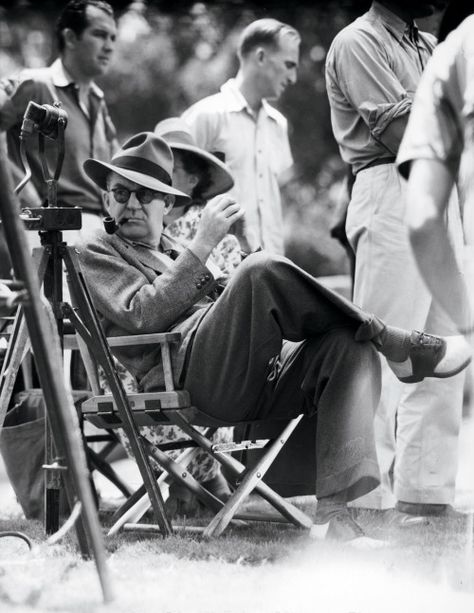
[183,253,383,501]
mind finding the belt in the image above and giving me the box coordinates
[355,157,396,174]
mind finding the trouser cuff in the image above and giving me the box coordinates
[316,458,380,502]
[354,314,386,343]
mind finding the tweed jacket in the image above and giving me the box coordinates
[77,229,217,391]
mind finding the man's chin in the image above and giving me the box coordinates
[93,62,111,77]
[117,226,148,241]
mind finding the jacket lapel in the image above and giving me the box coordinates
[128,233,185,275]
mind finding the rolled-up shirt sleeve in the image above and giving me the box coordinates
[327,28,412,153]
[0,76,37,131]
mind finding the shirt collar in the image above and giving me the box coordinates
[49,58,104,99]
[220,78,279,122]
[369,1,414,43]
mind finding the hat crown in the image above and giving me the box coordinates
[154,117,196,148]
[111,132,174,186]
[153,117,235,199]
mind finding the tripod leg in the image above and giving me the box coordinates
[63,245,173,537]
[0,136,112,602]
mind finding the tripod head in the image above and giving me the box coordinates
[13,100,82,233]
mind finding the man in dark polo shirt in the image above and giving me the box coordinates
[0,0,117,238]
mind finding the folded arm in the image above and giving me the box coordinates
[327,28,412,154]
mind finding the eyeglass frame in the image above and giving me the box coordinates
[108,185,167,206]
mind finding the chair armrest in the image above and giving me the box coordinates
[63,332,181,350]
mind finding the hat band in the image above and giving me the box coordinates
[112,155,172,186]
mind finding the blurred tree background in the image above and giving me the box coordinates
[0,0,442,277]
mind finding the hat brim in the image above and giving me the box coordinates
[167,142,234,199]
[84,159,191,207]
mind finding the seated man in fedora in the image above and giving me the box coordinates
[76,131,470,544]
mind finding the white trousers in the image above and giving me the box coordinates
[346,164,465,507]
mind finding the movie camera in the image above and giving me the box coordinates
[15,100,82,233]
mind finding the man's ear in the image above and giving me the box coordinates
[102,190,111,212]
[188,174,199,190]
[62,28,78,50]
[255,47,266,65]
[164,194,175,213]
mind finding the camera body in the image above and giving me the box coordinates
[21,101,68,141]
[21,207,82,232]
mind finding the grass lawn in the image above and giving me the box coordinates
[1,496,474,613]
[1,415,474,613]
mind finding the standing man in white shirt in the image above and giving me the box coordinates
[183,18,300,255]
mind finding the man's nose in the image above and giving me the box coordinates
[288,69,297,85]
[127,193,141,210]
[104,35,115,52]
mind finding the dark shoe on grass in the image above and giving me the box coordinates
[388,502,468,530]
[396,501,467,519]
[388,332,471,384]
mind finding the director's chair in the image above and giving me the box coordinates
[65,327,313,538]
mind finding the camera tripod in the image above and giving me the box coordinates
[0,100,173,602]
[0,212,172,534]
[0,136,112,602]
[0,131,171,533]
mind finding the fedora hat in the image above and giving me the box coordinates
[84,132,190,206]
[154,117,234,199]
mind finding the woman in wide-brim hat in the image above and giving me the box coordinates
[155,117,242,280]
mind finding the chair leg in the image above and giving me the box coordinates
[202,415,311,538]
[110,483,147,524]
[107,441,214,536]
[87,446,132,498]
[169,412,313,537]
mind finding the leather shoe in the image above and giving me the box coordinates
[311,508,387,549]
[396,501,466,518]
[388,503,468,528]
[388,332,471,384]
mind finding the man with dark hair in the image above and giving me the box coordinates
[326,1,461,521]
[0,0,117,236]
[55,0,115,52]
[183,19,300,255]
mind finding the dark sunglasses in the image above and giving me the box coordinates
[110,186,164,205]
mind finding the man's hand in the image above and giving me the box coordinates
[189,195,245,264]
[228,215,251,252]
[0,282,28,316]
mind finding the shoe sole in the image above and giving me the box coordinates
[397,354,472,384]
